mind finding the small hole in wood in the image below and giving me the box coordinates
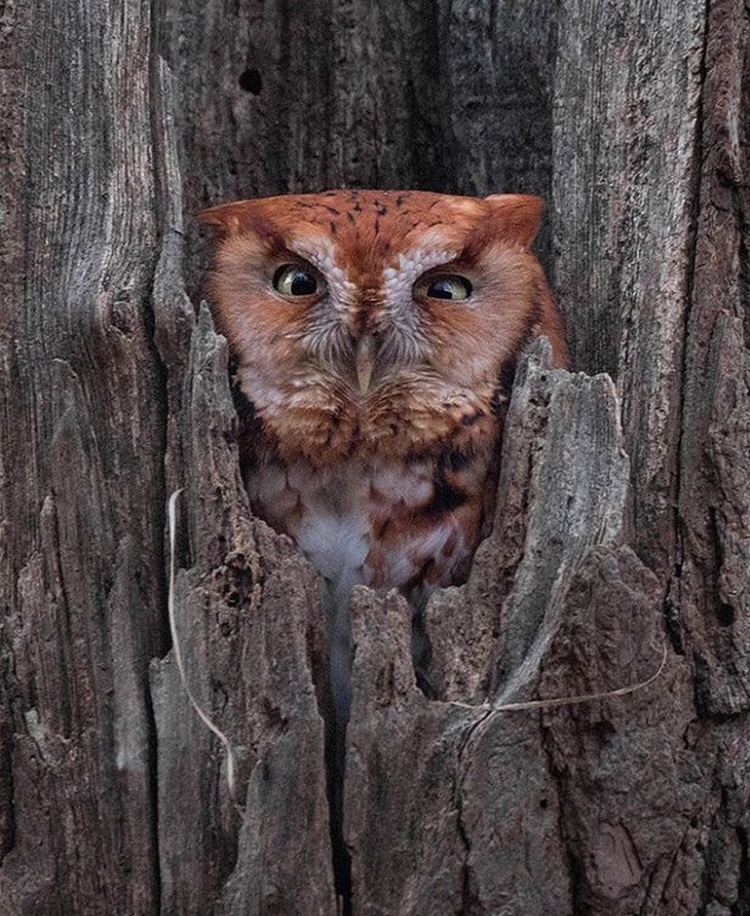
[239,68,262,94]
[717,603,735,627]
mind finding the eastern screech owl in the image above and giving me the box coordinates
[201,189,568,720]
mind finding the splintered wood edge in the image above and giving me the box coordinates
[426,340,632,705]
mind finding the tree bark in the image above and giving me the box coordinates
[1,1,748,915]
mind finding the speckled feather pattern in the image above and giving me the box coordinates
[201,189,568,709]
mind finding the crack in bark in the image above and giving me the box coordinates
[670,0,711,667]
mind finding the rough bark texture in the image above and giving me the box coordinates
[1,1,748,915]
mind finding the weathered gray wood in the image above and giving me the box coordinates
[427,340,630,699]
[2,0,749,914]
[151,308,335,915]
[551,3,750,911]
[342,341,661,914]
[553,0,707,574]
[1,1,164,913]
[675,0,750,720]
[161,0,559,290]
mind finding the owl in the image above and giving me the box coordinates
[200,189,568,722]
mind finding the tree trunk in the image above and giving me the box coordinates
[1,1,748,914]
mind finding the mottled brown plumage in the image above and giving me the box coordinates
[201,189,567,716]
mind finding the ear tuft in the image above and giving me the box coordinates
[199,200,287,251]
[198,201,250,236]
[483,194,544,248]
[199,200,273,237]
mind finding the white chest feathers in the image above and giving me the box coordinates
[245,455,468,607]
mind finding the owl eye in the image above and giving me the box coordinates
[414,274,473,301]
[273,264,326,297]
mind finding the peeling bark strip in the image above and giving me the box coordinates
[1,1,749,915]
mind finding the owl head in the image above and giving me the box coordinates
[200,190,567,462]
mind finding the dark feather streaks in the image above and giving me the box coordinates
[425,450,471,516]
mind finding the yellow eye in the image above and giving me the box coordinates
[273,264,326,297]
[414,274,473,301]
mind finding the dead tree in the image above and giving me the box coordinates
[1,1,748,914]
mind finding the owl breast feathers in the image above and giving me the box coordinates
[201,189,567,616]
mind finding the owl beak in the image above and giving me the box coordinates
[355,334,375,395]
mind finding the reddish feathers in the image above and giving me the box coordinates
[201,189,567,684]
